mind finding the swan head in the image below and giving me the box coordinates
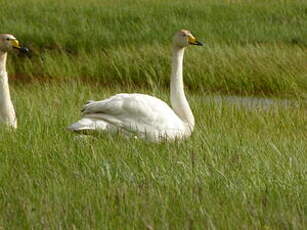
[173,29,203,48]
[0,34,29,53]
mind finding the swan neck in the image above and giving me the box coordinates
[0,51,16,128]
[0,52,7,74]
[170,46,194,131]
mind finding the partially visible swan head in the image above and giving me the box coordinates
[0,34,29,53]
[173,29,203,48]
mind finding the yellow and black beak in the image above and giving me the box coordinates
[188,36,203,46]
[11,39,21,49]
[11,39,29,53]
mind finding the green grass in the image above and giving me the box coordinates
[2,0,307,96]
[0,82,306,229]
[0,0,306,229]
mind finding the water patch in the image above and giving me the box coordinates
[203,95,301,110]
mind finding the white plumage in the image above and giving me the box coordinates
[0,34,26,129]
[68,29,203,141]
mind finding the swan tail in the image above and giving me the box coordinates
[81,100,95,112]
[67,118,107,132]
[86,100,95,104]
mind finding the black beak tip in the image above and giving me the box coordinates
[19,47,29,53]
[190,41,204,46]
[195,41,204,46]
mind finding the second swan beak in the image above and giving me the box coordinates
[11,39,21,49]
[188,36,204,46]
[11,40,29,53]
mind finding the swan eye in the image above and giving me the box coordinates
[6,38,10,41]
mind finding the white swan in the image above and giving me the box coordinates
[68,29,203,141]
[0,34,28,129]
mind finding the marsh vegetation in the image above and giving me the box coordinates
[0,0,306,229]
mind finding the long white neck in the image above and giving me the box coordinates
[0,51,17,128]
[170,46,194,132]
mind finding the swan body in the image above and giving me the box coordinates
[0,34,26,129]
[68,30,203,141]
[69,93,188,140]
